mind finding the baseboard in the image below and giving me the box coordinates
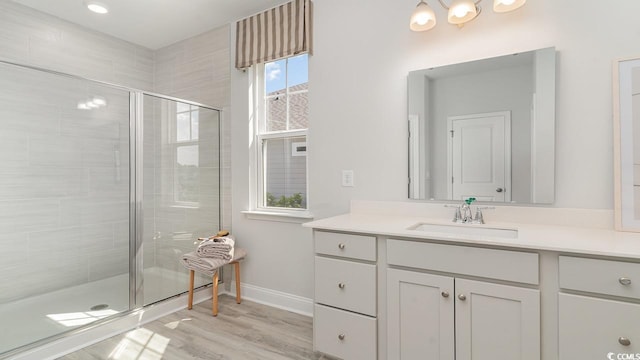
[9,288,212,360]
[228,283,313,317]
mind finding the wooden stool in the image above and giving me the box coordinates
[187,248,246,316]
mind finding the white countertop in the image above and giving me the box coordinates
[303,213,640,259]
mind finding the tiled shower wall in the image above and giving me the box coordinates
[151,26,232,275]
[0,2,231,302]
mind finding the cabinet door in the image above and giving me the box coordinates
[455,278,540,360]
[559,293,640,358]
[387,269,454,360]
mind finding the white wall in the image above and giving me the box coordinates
[231,0,640,301]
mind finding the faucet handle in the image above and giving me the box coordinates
[473,206,495,224]
[444,204,463,223]
[473,208,485,224]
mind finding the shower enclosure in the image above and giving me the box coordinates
[0,60,221,355]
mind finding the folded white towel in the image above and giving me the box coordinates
[180,248,247,276]
[180,252,225,276]
[196,235,235,260]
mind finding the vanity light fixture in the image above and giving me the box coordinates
[410,0,525,31]
[85,2,109,14]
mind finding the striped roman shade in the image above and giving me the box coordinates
[235,0,312,69]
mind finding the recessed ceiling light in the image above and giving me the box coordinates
[86,2,109,14]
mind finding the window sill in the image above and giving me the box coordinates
[241,210,314,223]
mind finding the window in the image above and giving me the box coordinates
[175,103,200,204]
[256,54,309,211]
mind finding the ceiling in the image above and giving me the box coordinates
[11,0,288,49]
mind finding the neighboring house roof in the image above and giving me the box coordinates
[267,82,308,131]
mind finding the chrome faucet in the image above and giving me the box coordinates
[446,198,494,224]
[460,202,473,223]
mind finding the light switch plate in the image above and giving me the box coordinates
[342,170,354,187]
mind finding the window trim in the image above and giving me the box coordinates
[171,103,200,207]
[251,57,311,217]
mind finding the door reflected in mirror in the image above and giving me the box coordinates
[614,57,640,231]
[408,47,556,204]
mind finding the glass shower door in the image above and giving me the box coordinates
[141,94,220,305]
[0,63,131,353]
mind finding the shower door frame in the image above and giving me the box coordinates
[0,59,223,358]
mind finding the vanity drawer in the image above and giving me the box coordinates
[314,231,376,261]
[559,293,640,358]
[314,256,377,316]
[314,304,377,360]
[387,239,539,285]
[559,256,640,299]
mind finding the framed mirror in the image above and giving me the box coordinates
[408,47,556,204]
[614,57,640,231]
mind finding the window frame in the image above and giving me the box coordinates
[171,102,200,207]
[253,56,310,216]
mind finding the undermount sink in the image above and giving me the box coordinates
[408,222,519,239]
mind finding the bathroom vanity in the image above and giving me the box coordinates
[305,202,640,360]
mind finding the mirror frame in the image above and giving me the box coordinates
[614,57,640,231]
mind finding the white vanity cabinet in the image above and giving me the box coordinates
[558,256,640,358]
[386,239,541,360]
[313,231,377,360]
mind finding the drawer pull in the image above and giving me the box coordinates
[619,277,632,285]
[338,283,346,289]
[338,243,346,250]
[458,294,467,301]
[619,337,631,346]
[441,291,450,298]
[338,333,346,341]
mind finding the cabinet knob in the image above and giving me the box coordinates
[338,243,346,250]
[338,334,346,341]
[338,283,346,289]
[458,294,467,301]
[441,291,450,298]
[619,337,631,346]
[619,277,632,285]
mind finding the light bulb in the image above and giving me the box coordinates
[447,0,478,24]
[453,5,471,18]
[493,0,526,12]
[410,1,436,32]
[415,13,430,25]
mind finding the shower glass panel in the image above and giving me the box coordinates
[141,94,220,305]
[0,63,131,353]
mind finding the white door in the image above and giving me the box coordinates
[448,111,511,202]
[455,278,540,360]
[387,269,455,360]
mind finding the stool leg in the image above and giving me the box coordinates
[212,270,219,316]
[234,262,241,304]
[187,270,194,310]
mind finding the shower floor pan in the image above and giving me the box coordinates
[0,267,193,355]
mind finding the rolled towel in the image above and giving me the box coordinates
[196,235,235,260]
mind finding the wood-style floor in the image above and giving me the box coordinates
[59,295,338,360]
